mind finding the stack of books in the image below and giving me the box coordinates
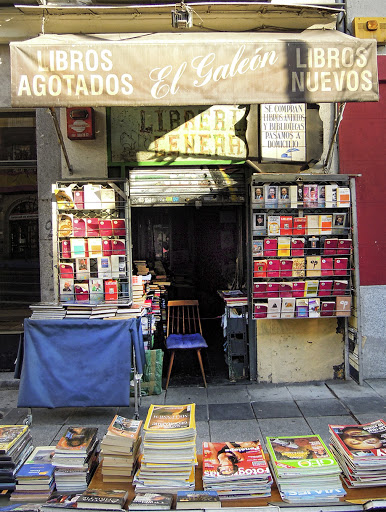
[0,425,33,494]
[266,435,346,504]
[217,290,248,307]
[133,404,197,493]
[89,303,118,319]
[100,415,142,484]
[202,441,272,500]
[329,419,386,488]
[134,261,150,276]
[29,303,66,320]
[76,488,128,511]
[52,427,99,493]
[64,303,94,319]
[11,446,56,502]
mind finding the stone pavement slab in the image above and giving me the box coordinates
[339,396,386,415]
[364,379,386,396]
[251,400,302,418]
[209,419,262,443]
[326,380,381,398]
[208,402,255,420]
[165,386,207,405]
[257,417,313,448]
[296,398,349,417]
[286,383,334,400]
[207,384,250,404]
[247,384,293,402]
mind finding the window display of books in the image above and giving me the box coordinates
[54,180,131,305]
[251,178,353,320]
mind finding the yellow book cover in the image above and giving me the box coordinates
[144,404,196,432]
[277,237,291,257]
[0,425,28,454]
[292,258,305,277]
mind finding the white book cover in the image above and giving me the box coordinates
[87,238,103,257]
[83,184,102,209]
[70,238,86,258]
[306,215,319,236]
[325,183,338,208]
[290,185,298,208]
[267,297,281,319]
[100,188,116,209]
[309,298,321,318]
[75,257,90,280]
[111,255,127,278]
[98,256,112,278]
[337,187,351,207]
[89,278,104,302]
[281,298,296,318]
[319,214,333,235]
[267,215,280,236]
[59,278,74,301]
[264,184,278,208]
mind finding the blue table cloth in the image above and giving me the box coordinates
[18,318,143,408]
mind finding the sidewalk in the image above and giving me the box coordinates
[0,373,386,453]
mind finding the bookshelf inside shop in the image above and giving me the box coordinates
[53,179,133,306]
[250,175,354,321]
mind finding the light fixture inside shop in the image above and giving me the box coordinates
[171,1,193,29]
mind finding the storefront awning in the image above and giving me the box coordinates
[10,30,379,107]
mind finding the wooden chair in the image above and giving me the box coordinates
[165,300,208,389]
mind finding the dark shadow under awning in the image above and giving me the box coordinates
[10,30,379,107]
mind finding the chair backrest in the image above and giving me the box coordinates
[166,300,203,337]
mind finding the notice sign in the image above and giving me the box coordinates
[260,104,306,162]
[110,105,247,166]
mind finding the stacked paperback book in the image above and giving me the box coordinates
[0,425,33,493]
[202,441,272,500]
[329,419,386,488]
[76,488,128,510]
[100,415,142,484]
[52,427,99,493]
[134,404,197,493]
[266,435,346,504]
[11,446,56,502]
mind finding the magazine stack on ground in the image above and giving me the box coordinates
[266,435,346,504]
[100,415,142,484]
[329,419,386,488]
[52,427,99,493]
[201,441,272,500]
[133,404,196,493]
[0,425,33,493]
[11,446,56,502]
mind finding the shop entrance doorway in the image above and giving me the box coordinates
[131,204,246,384]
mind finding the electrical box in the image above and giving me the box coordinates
[353,17,386,44]
[66,107,95,140]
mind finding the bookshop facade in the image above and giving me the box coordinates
[4,22,381,385]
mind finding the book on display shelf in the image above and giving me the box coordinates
[252,213,266,236]
[263,238,277,257]
[55,187,75,210]
[128,492,173,510]
[105,416,142,445]
[176,490,220,509]
[76,488,128,509]
[25,447,55,465]
[267,215,280,237]
[0,427,29,456]
[73,218,86,237]
[278,186,291,208]
[55,428,98,455]
[252,239,264,257]
[264,184,278,208]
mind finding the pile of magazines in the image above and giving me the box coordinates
[133,404,196,493]
[202,440,272,500]
[266,434,346,504]
[329,419,386,488]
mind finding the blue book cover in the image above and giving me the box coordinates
[16,463,54,479]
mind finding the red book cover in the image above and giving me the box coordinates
[84,238,89,258]
[324,238,338,255]
[59,263,74,279]
[104,279,118,301]
[267,259,280,278]
[73,189,84,209]
[293,217,306,236]
[264,238,278,257]
[112,240,126,255]
[292,281,305,297]
[334,257,349,276]
[291,238,305,257]
[320,301,335,317]
[280,216,293,236]
[113,219,126,236]
[253,282,267,298]
[279,282,293,298]
[73,218,86,237]
[321,257,334,276]
[266,282,280,298]
[280,259,293,277]
[318,280,333,296]
[99,219,113,237]
[254,304,268,319]
[102,239,113,256]
[86,218,100,237]
[254,260,267,278]
[61,240,71,259]
[74,283,89,301]
[333,280,348,296]
[336,239,352,256]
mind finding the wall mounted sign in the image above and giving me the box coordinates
[10,31,379,107]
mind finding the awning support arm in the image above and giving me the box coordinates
[324,102,346,172]
[48,107,73,175]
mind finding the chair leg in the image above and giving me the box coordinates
[165,350,175,390]
[196,349,207,388]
